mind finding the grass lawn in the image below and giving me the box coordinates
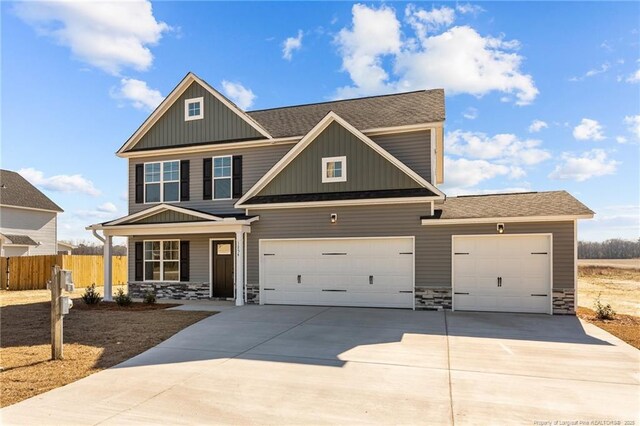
[577,262,640,349]
[0,288,213,407]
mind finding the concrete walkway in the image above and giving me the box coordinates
[2,306,638,425]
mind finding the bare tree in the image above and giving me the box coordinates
[578,238,640,259]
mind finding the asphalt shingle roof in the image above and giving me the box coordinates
[0,169,63,212]
[425,191,593,220]
[2,234,39,246]
[247,89,445,138]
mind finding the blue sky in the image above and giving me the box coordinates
[2,1,639,243]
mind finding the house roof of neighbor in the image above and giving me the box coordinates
[0,169,63,212]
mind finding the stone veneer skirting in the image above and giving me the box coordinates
[414,287,452,310]
[128,281,210,300]
[246,283,260,304]
[552,288,575,315]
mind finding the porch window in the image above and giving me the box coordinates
[145,161,180,203]
[213,155,232,199]
[144,240,180,281]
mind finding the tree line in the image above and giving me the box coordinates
[578,238,640,259]
[63,241,128,256]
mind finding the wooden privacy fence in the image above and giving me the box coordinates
[4,255,127,290]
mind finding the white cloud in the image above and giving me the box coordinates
[455,3,485,15]
[626,69,640,83]
[405,5,455,38]
[446,130,551,166]
[443,157,510,189]
[573,118,605,141]
[569,62,610,82]
[221,80,256,110]
[462,107,478,120]
[616,136,628,144]
[528,119,548,133]
[18,168,100,196]
[334,4,538,105]
[111,78,164,111]
[14,0,170,75]
[445,186,532,197]
[282,30,303,60]
[548,149,619,182]
[335,4,402,95]
[97,202,117,213]
[624,114,640,139]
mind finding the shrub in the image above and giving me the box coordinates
[81,284,102,305]
[114,288,132,307]
[593,294,615,320]
[143,291,156,305]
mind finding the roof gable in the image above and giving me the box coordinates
[236,112,444,207]
[104,204,223,226]
[119,73,271,153]
[0,169,63,212]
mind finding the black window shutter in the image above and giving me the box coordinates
[134,242,143,281]
[203,158,212,200]
[232,156,243,198]
[180,160,190,201]
[135,164,144,203]
[180,241,190,282]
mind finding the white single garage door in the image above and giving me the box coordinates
[260,237,414,308]
[452,234,552,314]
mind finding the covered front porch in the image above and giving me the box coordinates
[86,204,257,306]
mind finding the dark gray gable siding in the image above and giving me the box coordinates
[371,130,431,183]
[130,82,265,151]
[133,210,208,224]
[256,121,423,197]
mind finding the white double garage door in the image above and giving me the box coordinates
[260,234,552,313]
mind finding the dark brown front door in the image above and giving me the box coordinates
[212,241,234,298]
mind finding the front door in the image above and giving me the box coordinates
[212,241,234,298]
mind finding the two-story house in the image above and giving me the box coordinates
[0,169,64,257]
[88,72,593,314]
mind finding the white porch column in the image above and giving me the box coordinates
[103,235,113,302]
[235,231,245,306]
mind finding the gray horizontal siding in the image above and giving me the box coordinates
[132,82,264,151]
[0,207,57,255]
[247,208,575,290]
[128,143,293,215]
[128,233,235,283]
[257,122,421,196]
[371,130,431,183]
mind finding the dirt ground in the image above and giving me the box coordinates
[578,258,640,269]
[0,290,212,407]
[577,307,640,350]
[0,285,127,307]
[577,264,640,316]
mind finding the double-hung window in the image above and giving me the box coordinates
[213,155,232,199]
[144,240,180,281]
[145,161,180,203]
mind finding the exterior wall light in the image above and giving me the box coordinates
[497,223,505,234]
[330,213,338,224]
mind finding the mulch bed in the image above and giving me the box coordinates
[0,299,213,407]
[577,306,640,349]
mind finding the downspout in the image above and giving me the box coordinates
[92,229,106,243]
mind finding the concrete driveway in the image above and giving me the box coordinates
[2,306,639,425]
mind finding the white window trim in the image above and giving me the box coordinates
[144,161,181,204]
[184,97,204,121]
[212,155,233,201]
[143,239,180,282]
[322,156,347,183]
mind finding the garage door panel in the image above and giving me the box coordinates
[453,235,551,314]
[261,238,414,308]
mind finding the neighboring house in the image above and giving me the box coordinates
[0,169,64,257]
[57,241,75,255]
[88,72,593,314]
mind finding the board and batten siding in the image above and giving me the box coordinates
[135,210,207,224]
[130,82,265,152]
[0,206,58,255]
[370,130,431,183]
[128,143,293,215]
[247,206,575,290]
[257,122,422,196]
[128,233,235,283]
